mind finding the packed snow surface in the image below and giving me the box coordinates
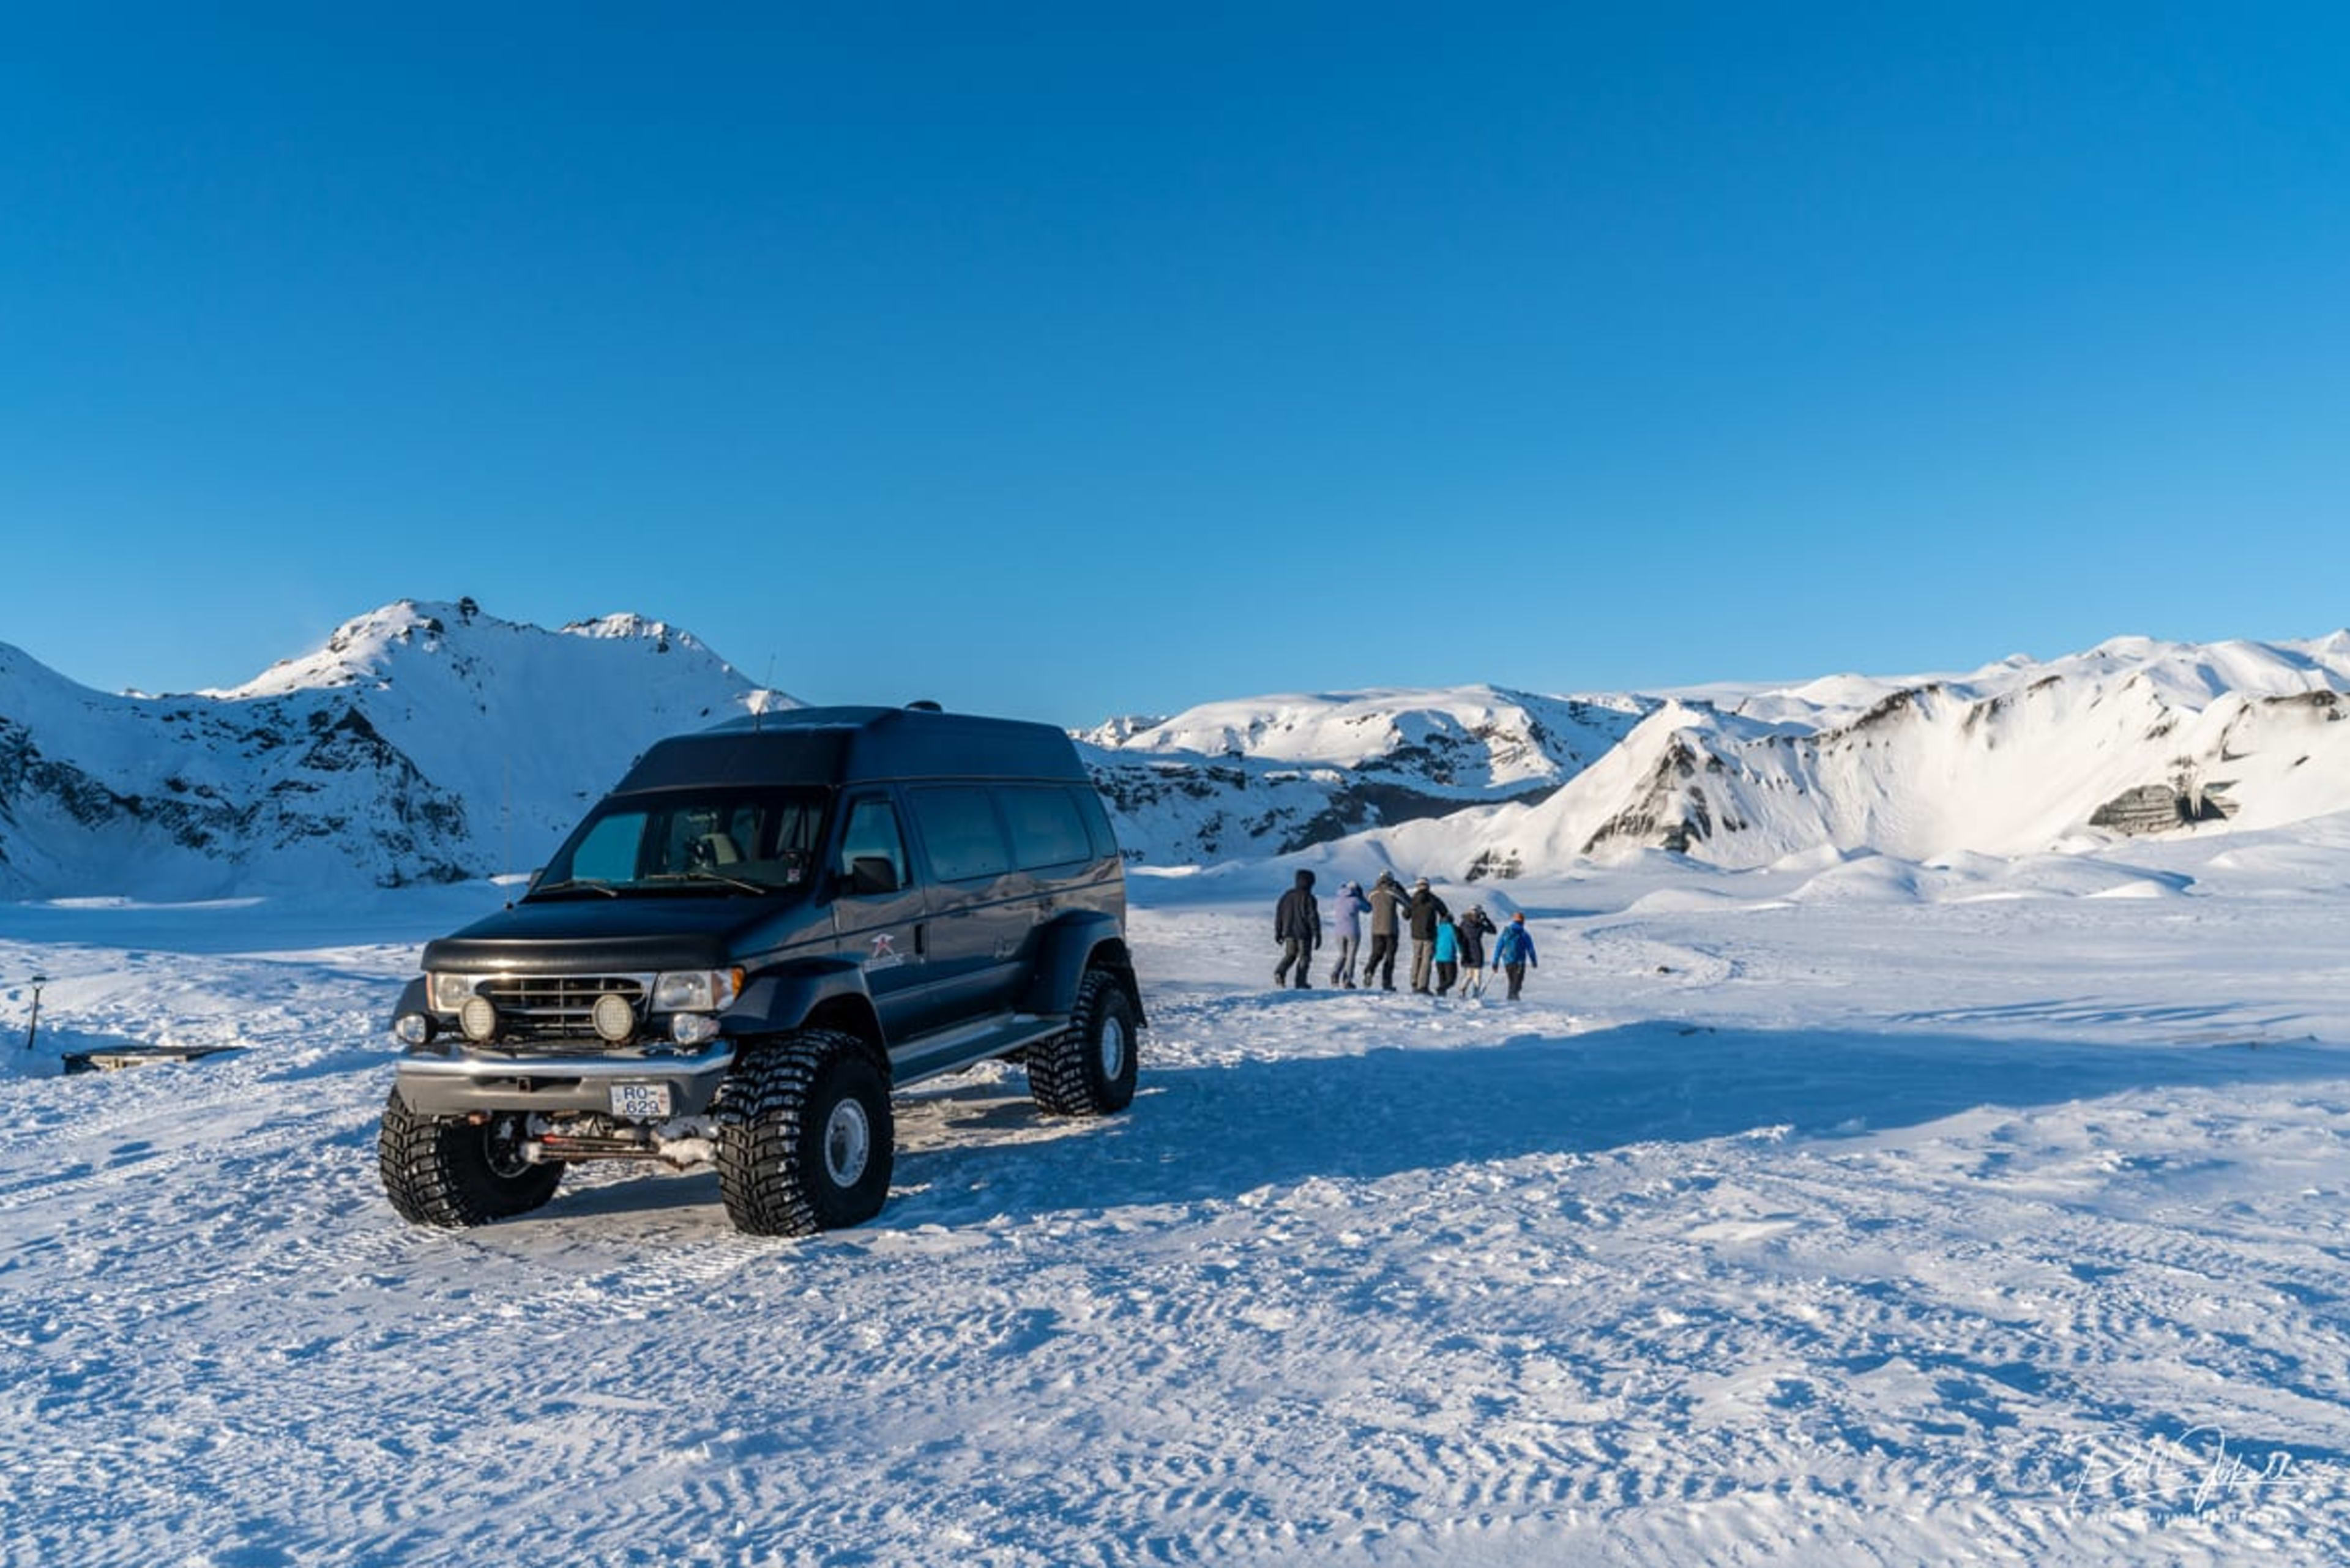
[6,818,2350,1564]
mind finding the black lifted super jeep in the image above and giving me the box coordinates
[379,704,1143,1236]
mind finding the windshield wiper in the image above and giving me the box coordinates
[529,878,621,898]
[643,870,770,896]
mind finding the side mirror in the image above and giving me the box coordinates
[848,856,900,896]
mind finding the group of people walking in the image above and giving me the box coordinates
[1275,868,1539,998]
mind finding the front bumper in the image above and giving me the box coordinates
[393,1040,737,1118]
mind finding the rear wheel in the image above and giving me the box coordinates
[378,1088,564,1227]
[1028,968,1140,1116]
[715,1030,895,1236]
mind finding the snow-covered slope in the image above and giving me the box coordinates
[6,607,2349,899]
[1082,687,1650,863]
[1404,634,2350,879]
[0,600,792,898]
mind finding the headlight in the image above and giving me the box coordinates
[428,972,488,1011]
[652,968,744,1012]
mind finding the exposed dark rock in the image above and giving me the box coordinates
[2089,782,2237,835]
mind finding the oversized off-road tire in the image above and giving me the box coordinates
[1028,968,1140,1117]
[378,1088,565,1227]
[715,1030,895,1237]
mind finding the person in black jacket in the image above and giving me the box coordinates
[1273,868,1320,990]
[1406,877,1451,994]
[1455,905,1498,997]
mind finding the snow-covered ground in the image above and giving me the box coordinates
[6,823,2350,1565]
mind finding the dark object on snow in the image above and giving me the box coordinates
[63,1044,241,1075]
[2089,781,2237,835]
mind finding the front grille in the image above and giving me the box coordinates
[477,974,651,1041]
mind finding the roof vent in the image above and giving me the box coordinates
[906,700,943,712]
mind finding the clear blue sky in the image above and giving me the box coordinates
[3,4,2344,725]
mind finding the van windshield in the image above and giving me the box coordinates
[531,788,827,898]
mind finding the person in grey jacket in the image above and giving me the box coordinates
[1327,879,1370,988]
[1363,870,1410,991]
[1273,868,1320,990]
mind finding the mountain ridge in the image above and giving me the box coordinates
[2,600,2346,898]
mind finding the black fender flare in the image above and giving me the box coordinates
[719,959,879,1043]
[1021,913,1145,1025]
[723,960,885,1062]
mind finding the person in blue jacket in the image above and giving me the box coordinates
[1433,914,1460,996]
[1493,913,1538,1000]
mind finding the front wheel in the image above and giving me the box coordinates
[1028,968,1140,1117]
[378,1088,564,1227]
[715,1030,895,1237]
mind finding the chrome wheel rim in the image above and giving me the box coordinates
[823,1099,871,1187]
[1097,1014,1130,1083]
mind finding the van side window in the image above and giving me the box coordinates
[839,796,909,890]
[910,786,1013,882]
[1073,786,1118,862]
[1002,785,1092,870]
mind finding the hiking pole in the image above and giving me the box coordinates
[23,975,47,1052]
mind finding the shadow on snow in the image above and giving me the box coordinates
[889,1021,2348,1216]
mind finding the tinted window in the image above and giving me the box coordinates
[1073,786,1119,861]
[535,789,825,894]
[1002,786,1092,870]
[565,814,642,882]
[839,796,909,889]
[911,786,1013,882]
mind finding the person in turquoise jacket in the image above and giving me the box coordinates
[1493,913,1538,1000]
[1433,916,1460,996]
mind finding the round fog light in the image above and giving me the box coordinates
[670,1014,721,1046]
[592,993,636,1043]
[459,995,499,1042]
[394,1013,432,1047]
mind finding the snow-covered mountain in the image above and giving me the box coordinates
[1080,688,1651,863]
[0,600,793,898]
[4,602,2348,899]
[1387,633,2350,880]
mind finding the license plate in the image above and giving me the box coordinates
[610,1083,672,1120]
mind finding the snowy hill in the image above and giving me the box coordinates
[0,600,793,898]
[1081,687,1652,863]
[1387,633,2350,879]
[4,605,2348,899]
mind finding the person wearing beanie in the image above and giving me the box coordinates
[1327,879,1371,988]
[1406,877,1451,995]
[1493,911,1539,1000]
[1433,911,1460,996]
[1273,868,1321,990]
[1363,870,1409,991]
[1455,905,1498,997]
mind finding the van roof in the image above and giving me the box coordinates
[614,706,1091,792]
